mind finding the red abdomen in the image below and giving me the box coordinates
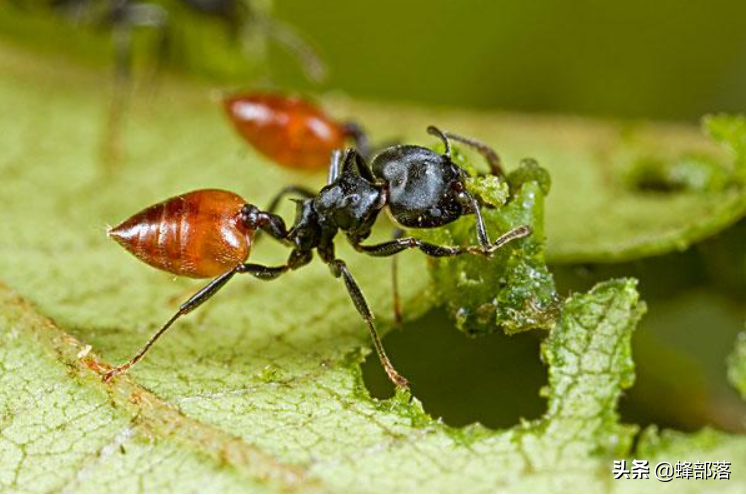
[224,93,348,170]
[109,189,254,278]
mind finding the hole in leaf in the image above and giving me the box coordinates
[625,154,729,194]
[362,308,546,429]
[553,247,746,434]
[620,289,746,433]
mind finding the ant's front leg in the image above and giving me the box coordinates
[352,224,531,259]
[382,220,527,326]
[457,190,533,255]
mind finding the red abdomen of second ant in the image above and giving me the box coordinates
[108,189,254,278]
[224,93,348,170]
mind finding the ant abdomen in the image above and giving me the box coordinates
[108,189,254,278]
[223,93,350,170]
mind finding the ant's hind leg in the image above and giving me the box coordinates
[329,259,409,389]
[390,228,405,325]
[102,262,289,382]
[102,268,239,382]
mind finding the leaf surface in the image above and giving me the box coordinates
[1,42,745,492]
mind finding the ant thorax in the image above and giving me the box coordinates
[313,167,384,242]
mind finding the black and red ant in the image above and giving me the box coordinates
[105,126,531,388]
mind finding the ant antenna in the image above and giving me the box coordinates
[442,131,504,177]
[427,125,452,158]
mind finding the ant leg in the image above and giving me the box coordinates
[353,225,531,258]
[100,2,168,167]
[102,268,238,381]
[99,22,133,167]
[444,131,505,177]
[251,11,327,83]
[102,262,289,382]
[141,5,170,91]
[251,188,313,244]
[326,149,343,183]
[463,191,491,247]
[343,122,370,160]
[390,228,404,325]
[328,259,409,389]
[238,263,290,279]
[265,185,315,214]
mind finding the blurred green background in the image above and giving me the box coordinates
[272,0,746,120]
[6,0,746,120]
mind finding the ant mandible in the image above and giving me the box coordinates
[104,126,531,388]
[224,93,367,170]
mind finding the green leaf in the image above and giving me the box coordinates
[0,286,312,493]
[413,155,558,336]
[729,332,746,400]
[704,114,746,179]
[617,427,746,492]
[0,269,650,491]
[1,40,744,492]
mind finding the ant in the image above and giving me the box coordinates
[104,126,531,388]
[45,0,326,82]
[224,92,367,171]
[22,0,325,163]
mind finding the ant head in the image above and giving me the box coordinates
[314,150,384,242]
